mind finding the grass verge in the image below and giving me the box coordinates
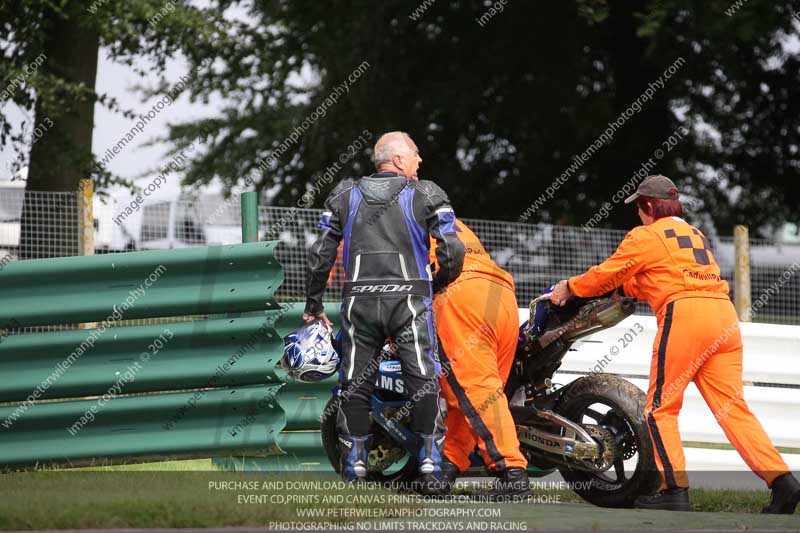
[0,467,796,531]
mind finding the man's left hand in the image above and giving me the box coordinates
[303,311,333,327]
[550,279,571,306]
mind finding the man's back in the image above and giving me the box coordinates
[331,174,427,283]
[306,171,464,312]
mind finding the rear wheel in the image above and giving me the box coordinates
[555,374,661,508]
[320,396,418,484]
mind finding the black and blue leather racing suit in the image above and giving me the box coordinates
[305,171,464,438]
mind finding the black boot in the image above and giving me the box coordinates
[634,487,690,511]
[762,473,800,514]
[440,457,461,490]
[338,433,371,482]
[473,467,532,502]
[413,433,449,495]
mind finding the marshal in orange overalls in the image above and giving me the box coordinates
[568,216,790,490]
[430,219,527,473]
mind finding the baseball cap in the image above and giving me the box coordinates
[624,175,679,204]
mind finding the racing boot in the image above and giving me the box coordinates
[473,467,532,502]
[413,433,449,495]
[634,488,690,511]
[440,457,461,492]
[338,433,371,483]
[762,473,800,514]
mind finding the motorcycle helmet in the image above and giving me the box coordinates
[281,321,340,382]
[530,284,556,337]
[519,284,556,346]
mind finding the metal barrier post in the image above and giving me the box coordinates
[734,224,752,322]
[79,179,96,329]
[78,179,94,256]
[241,191,258,243]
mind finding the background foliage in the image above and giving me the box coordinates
[2,0,799,234]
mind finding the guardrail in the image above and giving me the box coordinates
[0,243,284,328]
[0,213,301,469]
[219,309,800,473]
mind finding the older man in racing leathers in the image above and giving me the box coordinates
[304,131,464,492]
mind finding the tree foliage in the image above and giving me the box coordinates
[0,0,230,191]
[2,0,798,236]
[1,0,231,258]
[165,0,800,235]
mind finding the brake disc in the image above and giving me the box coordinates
[619,429,637,460]
[601,412,638,460]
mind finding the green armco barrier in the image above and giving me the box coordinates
[217,451,333,472]
[0,313,291,402]
[0,239,296,469]
[278,379,336,431]
[0,241,283,328]
[0,385,284,468]
[216,431,332,472]
[212,372,336,472]
[270,301,340,337]
[213,383,337,472]
[213,303,342,471]
[275,430,325,454]
[214,450,334,473]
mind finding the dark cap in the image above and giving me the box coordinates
[624,174,679,204]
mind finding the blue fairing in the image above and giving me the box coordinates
[318,212,332,230]
[374,358,404,394]
[370,395,417,453]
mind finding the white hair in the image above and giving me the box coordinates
[373,131,414,168]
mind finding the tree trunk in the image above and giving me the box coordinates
[20,7,99,259]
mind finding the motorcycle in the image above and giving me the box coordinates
[320,292,661,507]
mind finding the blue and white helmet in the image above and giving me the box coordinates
[281,321,340,382]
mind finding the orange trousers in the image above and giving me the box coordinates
[646,295,789,489]
[434,276,527,473]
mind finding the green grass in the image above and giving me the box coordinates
[1,455,798,530]
[41,441,800,473]
[689,487,774,514]
[0,471,413,530]
[69,458,219,471]
[2,458,798,531]
[2,471,796,531]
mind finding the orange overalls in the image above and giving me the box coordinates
[568,216,790,490]
[430,219,527,473]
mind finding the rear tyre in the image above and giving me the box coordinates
[555,374,661,508]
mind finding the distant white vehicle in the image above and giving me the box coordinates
[135,194,245,250]
[776,223,800,245]
[0,178,134,258]
[0,179,24,259]
[118,178,251,250]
